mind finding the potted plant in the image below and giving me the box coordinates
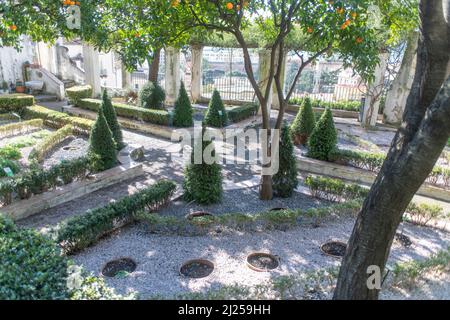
[15,80,26,93]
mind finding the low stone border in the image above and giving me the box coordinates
[297,156,450,202]
[0,162,144,221]
[64,106,262,140]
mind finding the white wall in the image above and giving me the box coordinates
[0,37,36,85]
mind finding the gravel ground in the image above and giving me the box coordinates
[72,218,450,299]
[158,186,328,218]
[43,138,89,168]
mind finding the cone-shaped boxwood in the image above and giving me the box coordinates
[307,108,337,161]
[89,108,117,171]
[290,97,315,145]
[183,126,222,204]
[101,90,125,150]
[204,90,228,128]
[273,123,298,198]
[138,81,166,110]
[173,82,193,127]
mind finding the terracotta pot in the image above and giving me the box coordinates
[15,86,26,93]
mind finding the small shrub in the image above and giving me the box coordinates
[101,90,125,150]
[183,127,223,204]
[405,202,445,227]
[307,108,337,161]
[290,97,315,145]
[0,158,20,178]
[88,107,117,171]
[272,124,298,198]
[66,85,92,105]
[138,81,166,110]
[0,145,21,160]
[0,216,69,300]
[227,103,259,123]
[204,90,228,128]
[173,81,193,127]
[328,148,385,172]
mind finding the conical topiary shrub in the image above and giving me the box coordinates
[272,123,298,198]
[138,81,166,110]
[307,108,337,161]
[89,107,117,171]
[290,97,316,145]
[173,81,193,127]
[204,90,228,128]
[101,90,125,150]
[183,126,222,204]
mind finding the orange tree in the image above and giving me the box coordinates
[169,0,386,199]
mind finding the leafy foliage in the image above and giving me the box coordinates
[183,127,223,204]
[227,103,259,123]
[173,81,193,127]
[66,85,93,105]
[0,216,68,300]
[204,90,228,128]
[101,90,125,150]
[305,176,369,202]
[273,124,298,198]
[308,108,337,161]
[88,108,117,171]
[0,94,34,113]
[138,81,166,110]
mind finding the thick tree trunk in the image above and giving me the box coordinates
[148,48,161,83]
[383,31,419,125]
[333,0,450,300]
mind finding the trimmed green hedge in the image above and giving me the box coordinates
[289,97,361,112]
[0,216,69,300]
[0,157,90,206]
[66,85,92,105]
[305,176,369,202]
[29,125,75,163]
[77,98,169,126]
[24,105,93,134]
[0,94,35,113]
[0,119,44,138]
[227,103,259,123]
[57,180,176,254]
[328,148,385,172]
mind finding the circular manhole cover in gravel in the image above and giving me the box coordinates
[185,211,214,220]
[180,259,214,278]
[395,233,412,247]
[102,258,137,277]
[246,252,279,272]
[320,241,347,258]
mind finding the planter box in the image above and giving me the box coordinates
[0,163,144,221]
[297,156,450,202]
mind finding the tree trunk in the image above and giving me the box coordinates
[333,0,450,300]
[148,48,161,83]
[383,31,419,125]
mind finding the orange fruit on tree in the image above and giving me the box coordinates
[171,0,180,7]
[9,25,17,31]
[356,37,363,43]
[351,12,357,19]
[236,4,241,10]
[243,1,249,7]
[226,2,234,10]
[337,8,344,14]
[307,27,313,33]
[341,21,350,30]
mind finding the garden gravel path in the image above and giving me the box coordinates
[72,218,450,299]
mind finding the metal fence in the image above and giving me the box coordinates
[201,47,259,102]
